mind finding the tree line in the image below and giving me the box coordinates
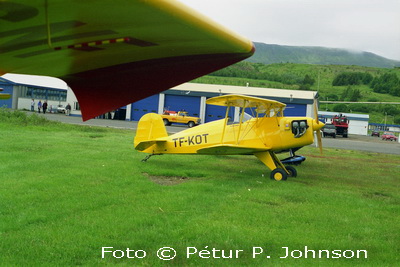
[209,62,315,89]
[332,71,400,97]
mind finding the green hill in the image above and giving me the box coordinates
[192,62,400,124]
[247,43,400,68]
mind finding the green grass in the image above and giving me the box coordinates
[1,110,399,265]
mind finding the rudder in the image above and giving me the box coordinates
[134,113,168,149]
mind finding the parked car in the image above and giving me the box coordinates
[381,132,398,141]
[371,130,380,137]
[322,124,336,138]
[57,105,66,113]
[161,110,200,127]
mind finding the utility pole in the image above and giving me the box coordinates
[384,112,387,131]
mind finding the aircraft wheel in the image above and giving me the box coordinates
[270,168,287,181]
[285,166,297,177]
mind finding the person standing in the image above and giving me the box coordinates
[37,100,42,113]
[43,101,48,114]
[30,99,35,112]
[65,103,71,116]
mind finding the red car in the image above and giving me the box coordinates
[381,132,398,141]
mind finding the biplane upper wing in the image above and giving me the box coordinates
[206,95,286,114]
[0,0,254,120]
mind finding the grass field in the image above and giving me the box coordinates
[1,110,399,266]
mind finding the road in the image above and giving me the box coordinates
[319,135,400,155]
[38,112,400,155]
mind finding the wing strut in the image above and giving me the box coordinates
[220,104,231,144]
[236,100,248,144]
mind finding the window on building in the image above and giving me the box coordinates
[59,91,67,102]
[19,86,34,98]
[35,88,47,99]
[47,89,58,101]
[19,85,67,102]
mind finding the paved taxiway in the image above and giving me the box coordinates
[37,112,400,155]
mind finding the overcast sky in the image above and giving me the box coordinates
[180,0,400,61]
[3,0,400,87]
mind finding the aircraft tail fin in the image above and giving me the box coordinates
[134,113,168,151]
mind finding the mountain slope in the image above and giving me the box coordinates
[248,43,400,68]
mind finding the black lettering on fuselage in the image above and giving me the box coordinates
[172,134,209,148]
[179,137,185,147]
[172,138,179,147]
[195,135,202,144]
[188,135,195,145]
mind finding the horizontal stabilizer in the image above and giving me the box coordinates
[197,144,269,155]
[135,140,167,151]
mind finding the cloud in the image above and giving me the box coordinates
[179,0,400,60]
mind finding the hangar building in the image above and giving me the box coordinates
[2,75,318,123]
[0,74,68,111]
[123,83,317,123]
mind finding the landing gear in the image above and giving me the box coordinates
[285,165,297,177]
[269,166,297,181]
[255,151,298,181]
[270,168,288,181]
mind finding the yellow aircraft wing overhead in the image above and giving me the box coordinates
[207,94,286,113]
[0,0,254,120]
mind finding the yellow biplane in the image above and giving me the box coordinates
[134,94,324,181]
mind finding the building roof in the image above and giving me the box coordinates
[1,74,68,90]
[0,77,16,85]
[169,83,317,104]
[318,111,369,122]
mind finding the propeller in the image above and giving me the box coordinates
[312,97,324,154]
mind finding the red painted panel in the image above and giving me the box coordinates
[64,49,254,121]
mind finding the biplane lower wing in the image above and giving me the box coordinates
[197,144,270,155]
[0,0,254,120]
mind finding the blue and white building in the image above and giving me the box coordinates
[0,74,68,112]
[318,111,369,136]
[2,73,319,124]
[125,83,318,123]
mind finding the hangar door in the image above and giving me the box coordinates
[164,95,200,117]
[131,94,159,121]
[283,104,307,117]
[205,103,235,123]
